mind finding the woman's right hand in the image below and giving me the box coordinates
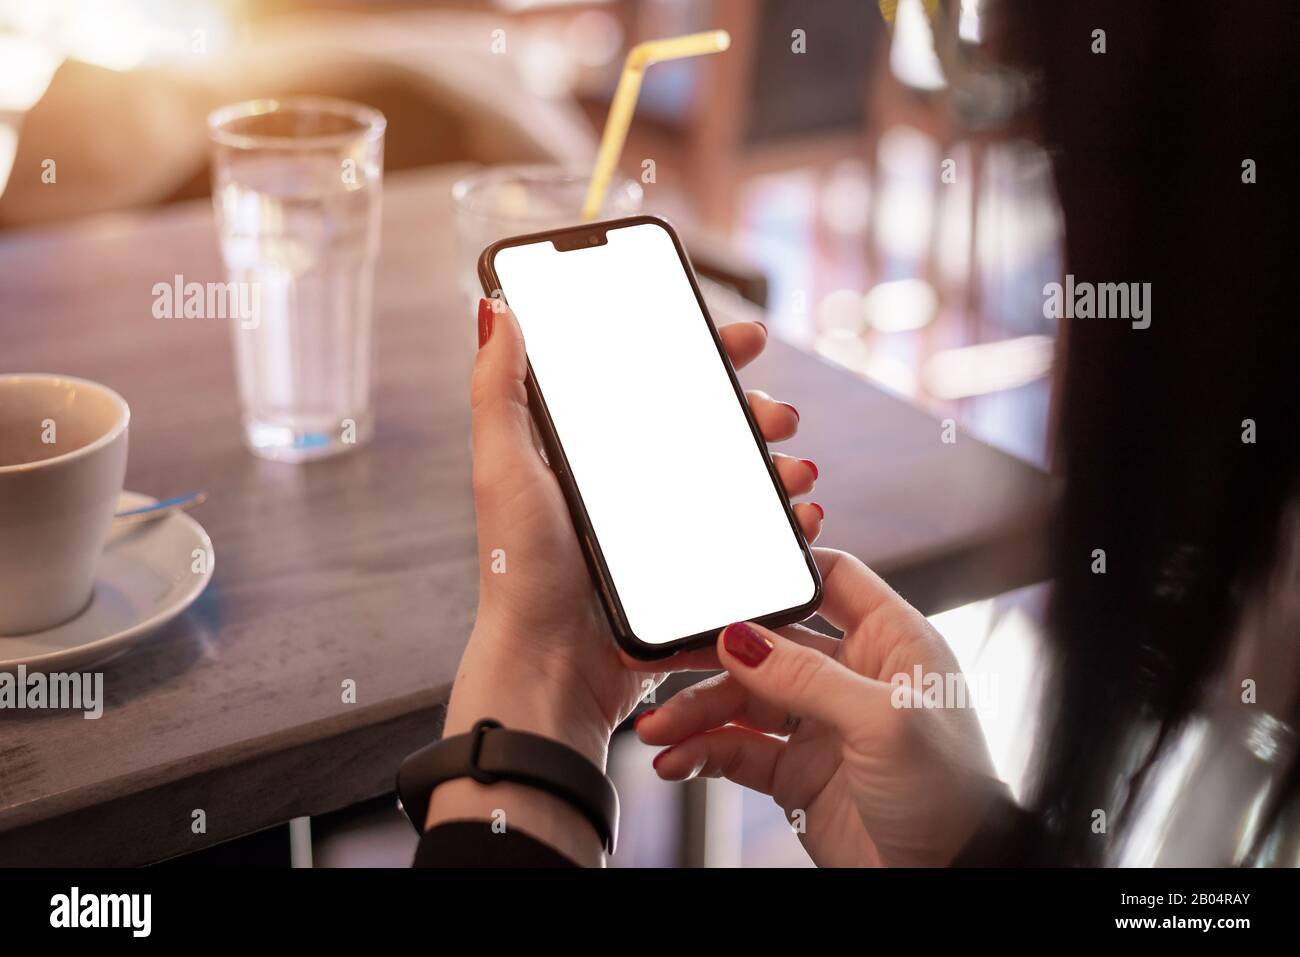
[635,548,1007,867]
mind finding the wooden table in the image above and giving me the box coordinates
[0,167,1051,865]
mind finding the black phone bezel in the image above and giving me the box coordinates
[477,214,823,661]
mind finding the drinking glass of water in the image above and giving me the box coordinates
[207,97,385,462]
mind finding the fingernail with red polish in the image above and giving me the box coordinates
[723,622,774,667]
[652,747,672,770]
[810,502,825,520]
[477,298,495,349]
[633,708,657,732]
[801,459,819,481]
[781,402,800,422]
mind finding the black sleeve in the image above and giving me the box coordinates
[413,820,580,868]
[951,791,1053,867]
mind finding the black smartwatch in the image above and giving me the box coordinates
[397,719,620,854]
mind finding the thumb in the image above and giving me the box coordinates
[716,621,893,746]
[470,298,538,491]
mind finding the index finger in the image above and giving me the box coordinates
[813,547,923,635]
[619,622,839,675]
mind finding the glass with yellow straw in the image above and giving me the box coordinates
[580,30,730,220]
[451,30,731,308]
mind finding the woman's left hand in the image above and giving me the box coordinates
[442,299,823,770]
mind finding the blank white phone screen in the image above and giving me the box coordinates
[493,221,816,647]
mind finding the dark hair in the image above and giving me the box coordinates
[997,0,1298,863]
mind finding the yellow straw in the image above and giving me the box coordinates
[581,30,731,221]
[878,0,940,24]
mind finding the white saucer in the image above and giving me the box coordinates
[0,491,214,673]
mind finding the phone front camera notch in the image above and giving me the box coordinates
[552,229,608,253]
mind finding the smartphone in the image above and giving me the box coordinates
[479,215,821,659]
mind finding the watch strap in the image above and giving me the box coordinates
[397,719,619,855]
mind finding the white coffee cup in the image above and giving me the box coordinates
[0,374,129,635]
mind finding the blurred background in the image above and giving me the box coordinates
[1,0,1060,866]
[0,0,1058,468]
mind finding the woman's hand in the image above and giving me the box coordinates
[429,299,822,861]
[636,548,1006,867]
